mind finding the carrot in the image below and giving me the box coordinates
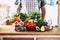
[24,17,31,23]
[13,16,22,22]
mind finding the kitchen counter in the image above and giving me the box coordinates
[0,25,60,35]
[0,25,60,40]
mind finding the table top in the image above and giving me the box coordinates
[0,25,60,35]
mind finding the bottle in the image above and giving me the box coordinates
[50,0,54,6]
[48,19,53,30]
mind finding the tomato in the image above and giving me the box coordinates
[31,24,34,27]
[24,20,36,31]
[26,23,29,26]
[28,24,30,26]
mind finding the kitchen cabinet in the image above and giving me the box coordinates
[3,38,34,40]
[1,37,60,40]
[37,38,60,40]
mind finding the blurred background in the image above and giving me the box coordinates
[0,0,58,26]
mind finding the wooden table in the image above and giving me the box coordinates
[0,25,60,40]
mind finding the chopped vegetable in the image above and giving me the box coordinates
[40,26,45,32]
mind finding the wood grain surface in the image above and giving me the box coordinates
[0,25,60,35]
[3,38,34,40]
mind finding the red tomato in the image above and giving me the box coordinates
[26,23,29,26]
[34,24,36,26]
[25,21,36,31]
[31,24,34,27]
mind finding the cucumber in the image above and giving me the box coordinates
[36,26,40,31]
[40,26,45,32]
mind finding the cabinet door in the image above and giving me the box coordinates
[3,38,34,40]
[37,38,60,40]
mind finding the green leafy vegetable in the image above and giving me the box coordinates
[28,12,41,20]
[36,18,45,28]
[19,13,29,21]
[13,13,19,17]
[12,12,45,28]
